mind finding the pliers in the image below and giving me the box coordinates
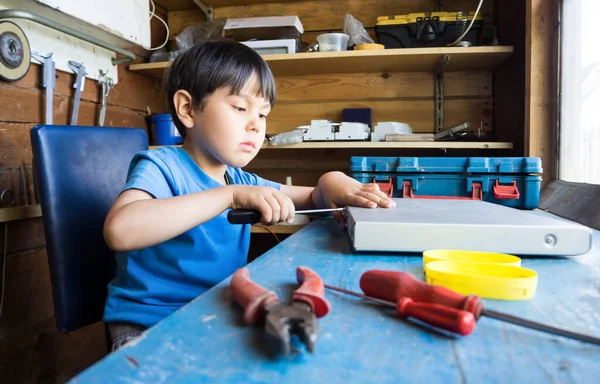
[231,266,331,355]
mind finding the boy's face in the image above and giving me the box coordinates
[191,75,271,168]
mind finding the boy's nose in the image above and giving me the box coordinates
[246,117,262,133]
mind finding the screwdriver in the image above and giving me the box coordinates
[360,270,600,346]
[227,207,345,225]
[324,284,476,336]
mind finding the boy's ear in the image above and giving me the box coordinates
[173,90,195,129]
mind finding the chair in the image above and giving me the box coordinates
[30,125,148,334]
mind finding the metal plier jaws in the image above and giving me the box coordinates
[231,266,331,355]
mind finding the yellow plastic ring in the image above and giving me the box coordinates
[424,260,538,301]
[423,249,521,267]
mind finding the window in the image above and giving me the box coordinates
[559,0,600,183]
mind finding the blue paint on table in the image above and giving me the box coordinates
[71,217,600,384]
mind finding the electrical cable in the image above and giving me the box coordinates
[144,0,170,51]
[448,0,484,47]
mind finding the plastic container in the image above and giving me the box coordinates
[150,113,182,145]
[317,33,349,52]
[424,260,538,301]
[350,157,543,209]
[354,43,385,50]
[375,11,483,49]
[422,250,522,267]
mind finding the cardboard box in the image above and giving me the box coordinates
[224,16,303,41]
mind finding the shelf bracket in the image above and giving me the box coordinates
[435,55,450,133]
[192,0,214,21]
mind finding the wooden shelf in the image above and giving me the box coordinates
[251,224,306,234]
[151,142,513,150]
[154,0,299,10]
[0,205,42,223]
[130,46,514,79]
[261,141,513,150]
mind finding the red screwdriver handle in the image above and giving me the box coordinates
[294,266,331,318]
[397,297,476,336]
[360,270,484,319]
[231,267,279,325]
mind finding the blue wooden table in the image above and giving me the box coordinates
[72,218,600,384]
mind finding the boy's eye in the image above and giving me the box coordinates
[233,105,246,112]
[259,114,267,120]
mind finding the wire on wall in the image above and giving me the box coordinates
[144,0,170,51]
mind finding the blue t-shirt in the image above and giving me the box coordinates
[103,147,280,327]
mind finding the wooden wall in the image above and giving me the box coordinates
[0,5,167,381]
[0,0,548,382]
[164,0,498,186]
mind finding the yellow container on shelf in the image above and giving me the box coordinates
[354,43,385,50]
[422,249,521,267]
[425,260,538,301]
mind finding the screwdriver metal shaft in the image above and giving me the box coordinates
[482,308,600,346]
[360,270,600,347]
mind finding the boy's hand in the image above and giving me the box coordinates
[230,185,296,225]
[313,171,395,213]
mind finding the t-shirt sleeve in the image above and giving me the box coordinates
[122,157,174,199]
[233,169,281,190]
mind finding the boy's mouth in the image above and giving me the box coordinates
[239,141,256,152]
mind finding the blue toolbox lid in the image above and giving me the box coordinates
[350,157,543,174]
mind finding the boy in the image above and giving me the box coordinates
[102,41,395,350]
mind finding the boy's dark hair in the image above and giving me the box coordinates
[164,41,277,138]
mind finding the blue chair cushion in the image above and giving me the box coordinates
[30,125,148,332]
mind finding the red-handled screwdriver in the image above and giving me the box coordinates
[360,270,600,346]
[324,284,476,336]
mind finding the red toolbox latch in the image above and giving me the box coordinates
[374,177,393,197]
[493,180,520,200]
[402,180,482,200]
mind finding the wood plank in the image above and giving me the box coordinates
[276,71,492,102]
[267,98,493,134]
[167,8,206,40]
[493,0,526,158]
[0,217,45,254]
[156,0,302,11]
[251,224,306,234]
[525,0,560,185]
[0,86,148,128]
[0,313,106,383]
[0,205,41,223]
[0,123,35,170]
[11,63,166,115]
[214,0,494,33]
[267,47,513,76]
[130,46,513,79]
[261,141,512,149]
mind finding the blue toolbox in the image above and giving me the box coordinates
[350,157,543,209]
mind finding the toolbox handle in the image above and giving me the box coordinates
[493,180,520,200]
[402,180,482,200]
[373,177,394,198]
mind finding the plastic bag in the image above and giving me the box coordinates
[343,14,375,47]
[175,18,227,51]
[267,130,304,146]
[149,48,169,63]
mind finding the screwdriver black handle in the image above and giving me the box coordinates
[228,209,261,224]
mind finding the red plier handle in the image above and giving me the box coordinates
[231,266,331,324]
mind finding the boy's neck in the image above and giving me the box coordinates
[182,140,228,184]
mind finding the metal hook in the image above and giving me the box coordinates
[0,189,15,208]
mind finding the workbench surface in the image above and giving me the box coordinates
[72,217,600,384]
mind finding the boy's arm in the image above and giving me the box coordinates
[104,184,295,252]
[104,187,234,252]
[281,171,395,211]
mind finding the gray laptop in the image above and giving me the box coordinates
[345,199,593,256]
